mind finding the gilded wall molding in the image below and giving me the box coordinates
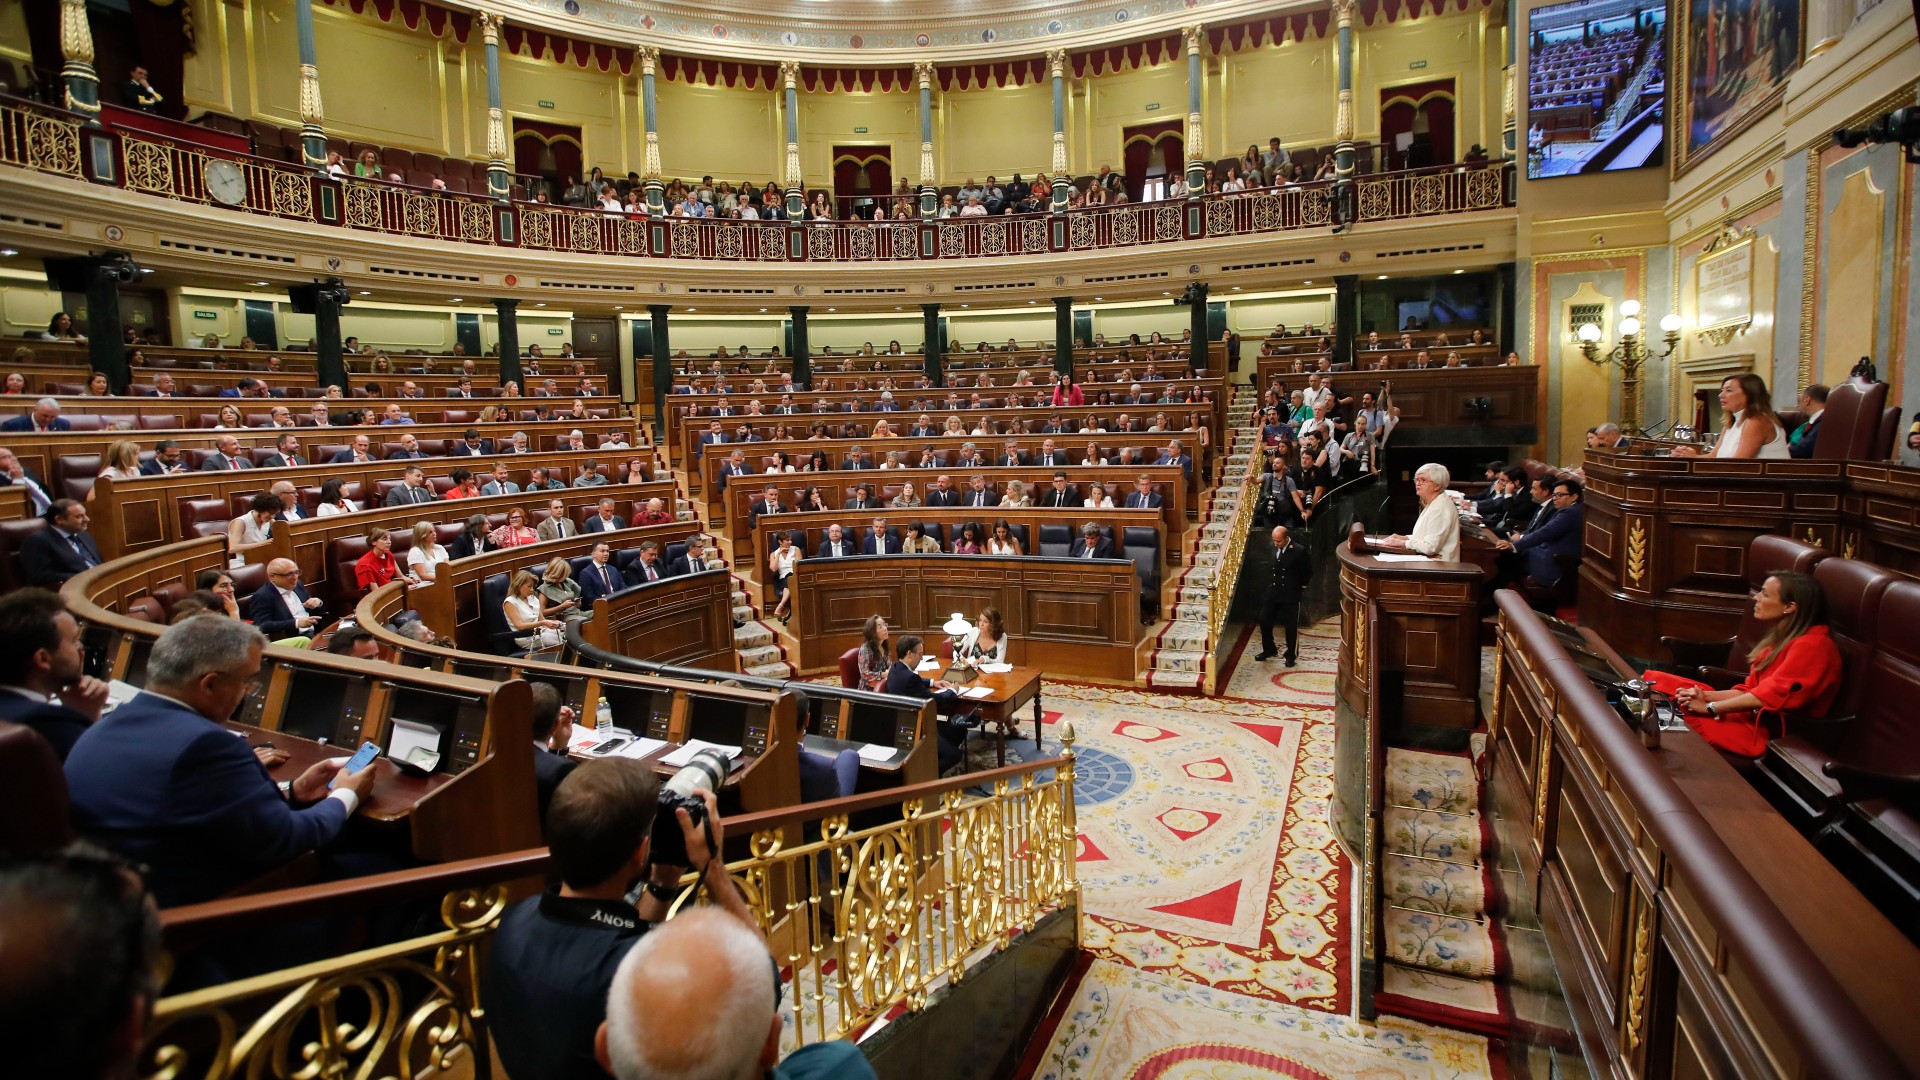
[1799,149,1819,392]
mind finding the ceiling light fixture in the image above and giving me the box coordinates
[1453,269,1465,274]
[1376,275,1387,280]
[251,281,270,287]
[451,298,464,303]
[358,290,372,296]
[0,248,18,257]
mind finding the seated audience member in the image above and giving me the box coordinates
[484,760,753,1080]
[1590,422,1629,451]
[1676,374,1789,459]
[767,531,801,621]
[0,839,164,1080]
[228,493,280,555]
[986,519,1023,555]
[667,536,710,578]
[1640,572,1841,758]
[2,396,70,433]
[64,617,378,906]
[596,906,875,1080]
[901,521,940,554]
[1493,478,1584,592]
[21,499,101,586]
[861,517,898,555]
[583,498,627,533]
[573,460,609,487]
[527,682,578,826]
[480,463,522,497]
[356,527,417,593]
[444,469,484,500]
[314,478,359,517]
[1001,479,1032,508]
[540,557,585,622]
[1378,463,1460,561]
[1788,383,1828,459]
[0,588,108,759]
[138,439,189,476]
[408,521,451,582]
[491,506,541,547]
[504,569,566,652]
[325,626,383,661]
[951,522,984,554]
[956,607,1008,663]
[816,524,854,558]
[385,466,438,507]
[627,541,671,585]
[1068,522,1114,559]
[884,635,977,775]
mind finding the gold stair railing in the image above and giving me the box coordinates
[138,742,1078,1078]
[1201,420,1262,697]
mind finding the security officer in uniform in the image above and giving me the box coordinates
[1255,524,1313,666]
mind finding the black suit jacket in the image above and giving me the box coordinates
[1125,491,1164,509]
[576,560,629,606]
[247,583,318,639]
[0,692,91,761]
[533,746,577,826]
[1267,541,1313,601]
[262,453,308,469]
[1068,537,1116,559]
[960,490,1001,509]
[666,555,705,577]
[925,489,962,507]
[816,539,854,558]
[20,527,101,587]
[1039,486,1081,508]
[137,459,185,477]
[882,659,952,702]
[582,515,627,533]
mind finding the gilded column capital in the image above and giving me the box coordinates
[1332,0,1358,31]
[637,45,659,76]
[1183,24,1204,55]
[913,60,936,89]
[476,11,502,45]
[1046,49,1067,79]
[779,60,801,89]
[299,63,326,129]
[60,0,95,65]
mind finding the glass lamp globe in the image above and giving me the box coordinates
[1660,313,1684,333]
[1620,316,1642,337]
[1619,299,1642,318]
[1577,322,1602,343]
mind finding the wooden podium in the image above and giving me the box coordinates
[1331,523,1486,1018]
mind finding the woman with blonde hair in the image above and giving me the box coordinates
[504,569,566,653]
[1001,479,1032,508]
[91,440,141,500]
[407,521,450,582]
[539,556,585,621]
[214,404,244,430]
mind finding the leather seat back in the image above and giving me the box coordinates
[1842,579,1920,773]
[136,413,179,430]
[1812,380,1889,461]
[1811,556,1894,727]
[1038,524,1071,558]
[838,646,861,689]
[479,572,515,653]
[329,535,372,609]
[0,721,73,854]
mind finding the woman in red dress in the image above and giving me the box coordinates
[354,527,419,593]
[1641,571,1841,757]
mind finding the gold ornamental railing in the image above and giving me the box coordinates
[139,744,1079,1077]
[0,96,83,178]
[1202,417,1262,696]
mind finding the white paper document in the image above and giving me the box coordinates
[615,736,669,760]
[1373,553,1431,562]
[961,685,996,699]
[917,657,942,672]
[977,663,1014,674]
[388,719,443,771]
[661,739,743,767]
[856,743,898,762]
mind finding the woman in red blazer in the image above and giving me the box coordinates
[1051,373,1084,408]
[1642,572,1842,757]
[354,527,419,593]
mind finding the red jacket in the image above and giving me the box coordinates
[1052,384,1084,407]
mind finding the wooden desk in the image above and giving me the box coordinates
[792,554,1142,682]
[226,721,450,822]
[803,733,909,772]
[943,664,1042,766]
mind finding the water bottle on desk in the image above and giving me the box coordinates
[596,697,613,736]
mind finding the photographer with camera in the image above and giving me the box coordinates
[484,757,754,1080]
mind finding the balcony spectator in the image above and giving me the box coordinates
[40,312,85,343]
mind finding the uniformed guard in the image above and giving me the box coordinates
[1255,525,1314,666]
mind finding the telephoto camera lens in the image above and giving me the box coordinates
[650,748,730,867]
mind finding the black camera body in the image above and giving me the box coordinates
[649,748,729,868]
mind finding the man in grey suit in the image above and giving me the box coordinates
[198,434,254,472]
[480,462,521,497]
[261,433,307,469]
[536,498,578,541]
[383,466,437,507]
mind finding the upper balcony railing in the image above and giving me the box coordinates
[1,95,1516,265]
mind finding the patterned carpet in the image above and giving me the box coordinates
[1020,615,1498,1079]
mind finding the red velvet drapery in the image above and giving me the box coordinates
[513,120,583,190]
[1121,121,1182,200]
[1379,79,1456,170]
[831,147,892,218]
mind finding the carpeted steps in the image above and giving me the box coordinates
[1377,748,1506,1031]
[727,568,795,678]
[1143,387,1260,691]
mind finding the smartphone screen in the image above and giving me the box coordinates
[590,737,631,756]
[330,741,381,788]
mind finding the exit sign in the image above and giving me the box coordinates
[853,126,869,134]
[1145,102,1162,112]
[548,327,564,335]
[1409,60,1428,69]
[538,99,556,108]
[193,309,218,319]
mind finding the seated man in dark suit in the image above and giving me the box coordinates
[247,558,325,639]
[261,433,308,469]
[961,475,1001,509]
[1068,522,1116,559]
[199,434,255,472]
[1495,478,1584,590]
[577,541,629,607]
[140,440,192,475]
[665,536,710,578]
[1,398,72,433]
[0,589,109,760]
[999,440,1027,468]
[527,683,578,828]
[448,428,492,456]
[715,450,753,494]
[1037,472,1080,508]
[1124,475,1164,509]
[1,445,56,515]
[21,499,102,587]
[1155,440,1193,478]
[844,484,876,511]
[63,616,379,907]
[747,486,787,529]
[816,523,854,558]
[882,636,977,775]
[582,498,627,534]
[923,474,962,507]
[860,518,900,555]
[626,541,670,586]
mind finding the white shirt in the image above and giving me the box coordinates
[315,500,358,516]
[408,544,449,578]
[1405,496,1462,562]
[1716,411,1791,459]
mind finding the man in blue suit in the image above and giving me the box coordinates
[1068,523,1116,559]
[0,588,109,760]
[882,636,976,774]
[860,518,900,555]
[247,558,324,639]
[64,616,377,907]
[1124,475,1164,509]
[577,541,628,608]
[1,397,71,432]
[1497,479,1584,589]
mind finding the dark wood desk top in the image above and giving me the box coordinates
[939,663,1042,705]
[226,721,448,823]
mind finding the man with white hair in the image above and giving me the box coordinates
[1379,462,1461,562]
[1,397,69,432]
[597,907,874,1080]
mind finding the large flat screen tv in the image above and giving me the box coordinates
[1527,1,1668,179]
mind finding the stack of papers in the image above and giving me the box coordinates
[1373,553,1431,563]
[977,662,1014,674]
[960,685,996,699]
[661,739,743,768]
[917,657,942,672]
[856,743,898,762]
[612,736,668,760]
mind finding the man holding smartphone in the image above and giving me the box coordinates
[64,616,378,907]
